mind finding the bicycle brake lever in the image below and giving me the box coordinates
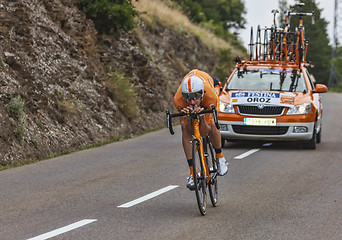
[166,110,175,135]
[211,106,220,130]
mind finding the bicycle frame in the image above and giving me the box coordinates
[166,105,220,215]
[192,117,210,184]
[166,107,219,181]
[288,3,315,69]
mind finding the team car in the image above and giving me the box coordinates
[218,63,327,149]
[218,5,328,149]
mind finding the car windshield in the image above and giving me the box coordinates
[227,69,307,92]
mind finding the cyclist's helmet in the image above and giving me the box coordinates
[181,76,204,101]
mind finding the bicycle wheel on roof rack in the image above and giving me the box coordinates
[249,27,254,60]
[255,25,261,60]
[298,29,304,68]
[192,139,207,215]
[263,28,268,60]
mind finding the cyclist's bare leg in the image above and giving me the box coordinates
[208,122,222,149]
[181,120,193,159]
[208,121,228,175]
[182,115,215,158]
[198,117,223,154]
[198,116,210,137]
[180,118,194,175]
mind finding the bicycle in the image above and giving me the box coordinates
[166,106,220,215]
[287,3,315,69]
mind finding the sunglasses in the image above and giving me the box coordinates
[182,90,203,101]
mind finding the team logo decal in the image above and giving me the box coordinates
[230,92,294,107]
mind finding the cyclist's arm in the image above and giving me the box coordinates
[201,86,219,110]
[173,84,188,112]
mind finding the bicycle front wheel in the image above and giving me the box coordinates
[192,139,207,215]
[207,140,218,207]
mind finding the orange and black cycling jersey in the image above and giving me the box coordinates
[173,69,220,112]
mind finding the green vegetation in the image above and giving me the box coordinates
[5,94,27,140]
[217,48,234,82]
[107,69,138,120]
[171,0,246,48]
[57,100,78,114]
[329,46,342,91]
[289,0,331,85]
[77,0,139,34]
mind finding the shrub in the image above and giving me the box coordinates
[5,95,27,140]
[77,0,139,34]
[216,48,234,83]
[107,69,139,120]
[5,94,25,119]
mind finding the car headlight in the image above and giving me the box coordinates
[219,101,235,113]
[286,103,312,115]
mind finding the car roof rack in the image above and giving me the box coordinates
[239,3,315,71]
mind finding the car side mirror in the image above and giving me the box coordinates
[314,84,328,93]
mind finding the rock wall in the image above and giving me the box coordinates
[0,0,220,165]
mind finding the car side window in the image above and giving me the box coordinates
[305,69,315,91]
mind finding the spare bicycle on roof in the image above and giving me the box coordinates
[247,3,315,70]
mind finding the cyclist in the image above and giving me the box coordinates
[173,69,228,190]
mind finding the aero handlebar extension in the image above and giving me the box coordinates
[166,105,220,135]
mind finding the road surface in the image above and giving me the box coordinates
[1,93,341,240]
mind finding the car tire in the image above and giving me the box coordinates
[303,123,317,149]
[316,125,322,144]
[221,137,226,148]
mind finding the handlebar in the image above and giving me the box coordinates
[288,11,315,25]
[166,105,220,135]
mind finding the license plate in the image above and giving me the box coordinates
[244,118,277,126]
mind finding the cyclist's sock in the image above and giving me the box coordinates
[214,148,223,159]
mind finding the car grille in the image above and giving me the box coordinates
[232,125,289,135]
[237,105,285,116]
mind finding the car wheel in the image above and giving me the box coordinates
[303,123,317,149]
[316,124,322,144]
[221,137,226,148]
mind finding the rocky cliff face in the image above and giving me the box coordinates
[0,0,220,165]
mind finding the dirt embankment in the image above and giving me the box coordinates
[0,0,223,165]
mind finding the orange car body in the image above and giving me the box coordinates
[218,61,327,148]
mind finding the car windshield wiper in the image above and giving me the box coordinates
[225,88,242,91]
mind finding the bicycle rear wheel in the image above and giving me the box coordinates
[206,139,218,207]
[192,139,207,215]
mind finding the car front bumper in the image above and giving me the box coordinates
[219,120,314,141]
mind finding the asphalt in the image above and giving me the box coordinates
[0,93,341,240]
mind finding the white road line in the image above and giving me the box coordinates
[262,143,273,147]
[118,185,179,208]
[234,148,260,159]
[27,219,97,240]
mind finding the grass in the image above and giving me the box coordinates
[107,69,139,120]
[133,0,243,57]
[57,100,78,114]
